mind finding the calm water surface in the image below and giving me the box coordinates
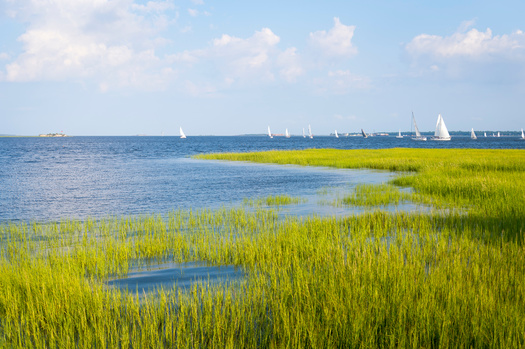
[1,135,523,222]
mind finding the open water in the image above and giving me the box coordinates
[1,135,523,222]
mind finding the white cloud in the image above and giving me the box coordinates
[457,19,477,33]
[309,17,357,57]
[0,53,9,60]
[2,0,176,90]
[406,25,525,82]
[210,28,280,81]
[406,27,525,59]
[191,0,204,4]
[277,47,303,82]
[173,27,298,88]
[188,8,198,17]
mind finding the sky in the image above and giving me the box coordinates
[1,0,524,136]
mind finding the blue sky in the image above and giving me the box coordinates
[1,0,524,136]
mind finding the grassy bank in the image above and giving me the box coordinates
[197,148,525,241]
[0,148,523,347]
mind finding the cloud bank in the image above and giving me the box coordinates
[406,25,525,82]
[1,4,362,94]
[3,0,176,90]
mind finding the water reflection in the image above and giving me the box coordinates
[107,262,243,296]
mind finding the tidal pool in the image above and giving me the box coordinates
[107,262,244,296]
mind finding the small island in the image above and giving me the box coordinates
[39,133,69,137]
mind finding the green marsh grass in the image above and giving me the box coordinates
[337,183,416,207]
[197,148,525,240]
[243,194,304,207]
[0,148,523,347]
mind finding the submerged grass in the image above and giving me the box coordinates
[0,148,524,347]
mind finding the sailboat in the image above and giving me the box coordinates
[470,128,477,140]
[484,132,487,137]
[302,128,306,138]
[308,125,313,139]
[396,129,403,139]
[411,112,427,141]
[520,129,525,140]
[268,126,273,138]
[497,132,500,137]
[179,127,186,139]
[361,129,368,138]
[431,114,451,141]
[285,129,290,138]
[334,130,339,138]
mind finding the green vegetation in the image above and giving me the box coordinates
[0,148,524,347]
[243,194,303,207]
[197,148,525,239]
[338,183,415,207]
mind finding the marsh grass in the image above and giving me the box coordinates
[197,148,525,241]
[243,194,304,207]
[0,148,524,347]
[338,183,415,207]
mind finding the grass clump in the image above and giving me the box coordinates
[243,194,303,207]
[338,183,415,207]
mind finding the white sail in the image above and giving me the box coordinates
[396,129,403,139]
[285,129,290,138]
[180,127,186,139]
[432,114,451,141]
[308,125,313,139]
[361,129,368,138]
[412,112,427,141]
[334,130,339,138]
[302,128,306,138]
[484,132,487,137]
[521,128,525,140]
[497,132,500,137]
[268,126,273,138]
[470,128,477,140]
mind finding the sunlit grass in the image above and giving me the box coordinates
[0,148,524,347]
[337,183,414,207]
[243,194,304,207]
[197,148,525,241]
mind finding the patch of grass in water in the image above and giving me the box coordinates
[243,194,304,207]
